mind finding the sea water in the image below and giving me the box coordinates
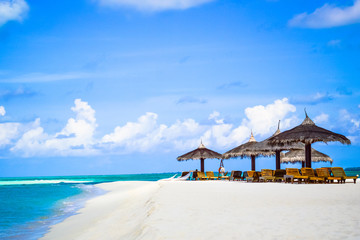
[0,173,176,240]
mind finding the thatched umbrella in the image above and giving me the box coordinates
[240,121,304,170]
[269,111,350,168]
[281,148,333,166]
[222,132,270,171]
[177,142,222,172]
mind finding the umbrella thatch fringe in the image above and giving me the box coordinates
[223,152,274,159]
[269,115,351,145]
[271,136,350,145]
[281,159,331,164]
[177,142,222,161]
[281,157,332,163]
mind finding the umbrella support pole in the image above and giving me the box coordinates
[275,151,281,170]
[251,156,256,171]
[200,158,205,172]
[305,143,312,168]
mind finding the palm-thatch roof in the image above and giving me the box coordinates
[240,121,304,155]
[222,132,268,159]
[177,142,222,161]
[268,111,350,168]
[268,113,351,145]
[281,148,333,164]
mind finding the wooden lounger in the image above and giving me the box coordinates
[205,171,219,180]
[246,171,260,182]
[259,169,275,182]
[301,168,326,183]
[274,169,286,182]
[196,172,209,180]
[316,168,342,183]
[285,168,309,184]
[331,167,357,184]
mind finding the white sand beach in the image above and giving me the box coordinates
[42,181,360,240]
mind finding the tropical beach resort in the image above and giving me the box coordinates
[40,113,360,240]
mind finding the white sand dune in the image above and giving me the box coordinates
[42,181,360,240]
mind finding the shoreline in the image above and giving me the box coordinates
[41,181,360,240]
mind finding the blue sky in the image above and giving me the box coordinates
[0,0,359,177]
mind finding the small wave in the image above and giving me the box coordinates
[0,180,91,186]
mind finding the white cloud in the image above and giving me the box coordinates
[314,113,329,124]
[6,98,298,157]
[95,0,214,12]
[351,119,360,128]
[339,109,360,134]
[11,99,99,157]
[0,0,28,26]
[242,98,297,136]
[102,98,297,153]
[0,122,21,147]
[0,106,5,116]
[289,0,360,28]
[209,111,224,124]
[0,72,92,83]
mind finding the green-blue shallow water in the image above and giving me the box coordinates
[0,173,176,240]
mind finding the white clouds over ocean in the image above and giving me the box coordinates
[2,98,299,157]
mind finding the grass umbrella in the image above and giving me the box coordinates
[239,121,303,170]
[281,148,333,167]
[268,111,350,168]
[222,132,269,171]
[177,142,222,172]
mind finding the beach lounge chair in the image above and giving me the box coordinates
[274,169,286,182]
[196,172,209,180]
[219,171,229,180]
[181,172,189,177]
[242,171,248,180]
[259,169,275,182]
[316,168,342,183]
[229,171,242,181]
[301,168,325,183]
[285,168,309,184]
[331,167,357,184]
[246,171,260,182]
[206,171,218,180]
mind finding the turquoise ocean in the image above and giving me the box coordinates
[0,173,176,240]
[1,170,359,240]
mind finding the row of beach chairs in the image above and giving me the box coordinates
[187,167,357,184]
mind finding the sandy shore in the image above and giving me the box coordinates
[42,181,360,240]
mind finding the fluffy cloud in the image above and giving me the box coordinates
[242,98,297,136]
[0,106,5,116]
[0,122,20,147]
[0,0,28,26]
[11,99,99,157]
[95,0,214,12]
[339,109,360,134]
[208,111,224,124]
[314,113,329,124]
[5,98,298,157]
[289,0,360,28]
[103,98,297,152]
